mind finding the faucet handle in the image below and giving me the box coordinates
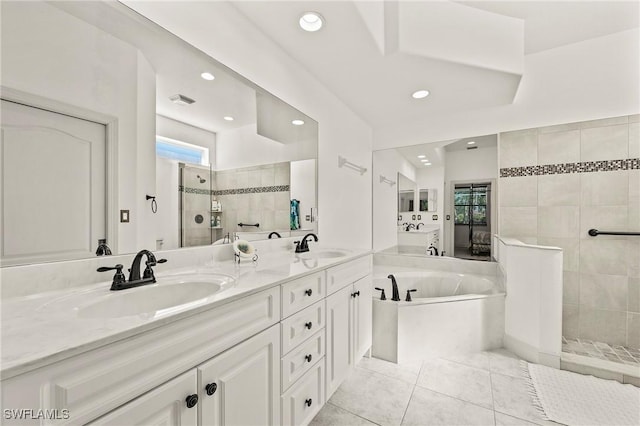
[405,289,417,302]
[97,264,126,287]
[374,287,387,300]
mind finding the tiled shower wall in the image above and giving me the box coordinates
[498,115,640,348]
[214,162,290,235]
[180,164,213,247]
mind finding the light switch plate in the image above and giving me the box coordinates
[120,210,130,223]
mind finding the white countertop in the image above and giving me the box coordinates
[0,247,370,380]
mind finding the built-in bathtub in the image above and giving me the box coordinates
[372,269,505,363]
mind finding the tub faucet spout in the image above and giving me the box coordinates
[387,274,401,301]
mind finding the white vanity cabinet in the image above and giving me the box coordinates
[88,371,198,426]
[325,260,372,399]
[278,274,327,426]
[198,325,280,426]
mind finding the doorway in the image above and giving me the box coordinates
[453,182,492,261]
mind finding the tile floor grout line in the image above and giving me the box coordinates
[325,401,383,426]
[488,365,497,426]
[399,381,417,426]
[413,381,495,412]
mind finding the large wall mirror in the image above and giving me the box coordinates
[373,134,497,261]
[0,1,318,266]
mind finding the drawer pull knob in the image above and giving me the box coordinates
[185,394,199,408]
[305,289,313,296]
[305,354,313,363]
[305,398,313,407]
[305,322,313,330]
[205,383,218,396]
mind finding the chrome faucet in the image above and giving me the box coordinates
[387,274,401,301]
[97,249,167,291]
[295,233,318,253]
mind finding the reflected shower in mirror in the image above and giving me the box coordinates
[373,134,497,261]
[0,1,318,265]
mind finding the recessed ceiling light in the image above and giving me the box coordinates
[412,90,430,99]
[299,12,323,32]
[417,155,426,159]
[420,159,429,162]
[223,116,234,121]
[424,162,432,166]
[169,94,195,106]
[201,72,215,81]
[467,141,476,145]
[292,119,305,126]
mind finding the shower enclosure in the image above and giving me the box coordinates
[179,163,214,247]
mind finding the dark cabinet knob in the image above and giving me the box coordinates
[351,291,360,298]
[205,383,218,396]
[305,398,313,407]
[305,322,313,330]
[185,394,198,408]
[305,289,313,296]
[305,354,313,363]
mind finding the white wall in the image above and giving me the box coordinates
[123,1,373,249]
[155,159,180,250]
[1,1,159,255]
[372,149,417,251]
[215,123,316,171]
[374,29,640,150]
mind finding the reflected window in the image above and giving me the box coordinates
[156,136,209,166]
[454,186,488,225]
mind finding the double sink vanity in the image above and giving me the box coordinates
[0,241,372,425]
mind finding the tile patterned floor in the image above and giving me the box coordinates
[562,337,640,365]
[310,349,561,426]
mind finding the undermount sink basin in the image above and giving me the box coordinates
[296,250,349,260]
[76,274,235,319]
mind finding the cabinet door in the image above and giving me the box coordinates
[353,275,373,362]
[325,285,352,398]
[198,325,280,426]
[88,371,197,425]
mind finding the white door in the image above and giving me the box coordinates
[325,285,352,398]
[198,325,280,426]
[88,370,198,426]
[0,99,106,265]
[353,275,373,361]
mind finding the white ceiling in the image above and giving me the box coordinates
[232,1,639,135]
[395,133,497,168]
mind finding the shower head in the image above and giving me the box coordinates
[196,175,207,184]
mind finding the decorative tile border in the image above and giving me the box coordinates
[179,185,290,195]
[500,158,639,178]
[213,185,290,196]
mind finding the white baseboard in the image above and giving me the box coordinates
[504,334,560,368]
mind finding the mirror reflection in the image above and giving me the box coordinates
[0,1,318,266]
[374,134,497,261]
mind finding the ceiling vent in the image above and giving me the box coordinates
[169,94,196,106]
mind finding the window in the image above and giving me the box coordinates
[454,185,488,226]
[156,136,209,166]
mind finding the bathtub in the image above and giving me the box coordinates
[372,270,505,363]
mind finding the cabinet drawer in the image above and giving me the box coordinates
[326,256,371,295]
[281,359,325,426]
[281,300,325,355]
[281,271,325,318]
[281,330,325,393]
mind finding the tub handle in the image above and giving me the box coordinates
[405,289,417,302]
[374,287,387,300]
